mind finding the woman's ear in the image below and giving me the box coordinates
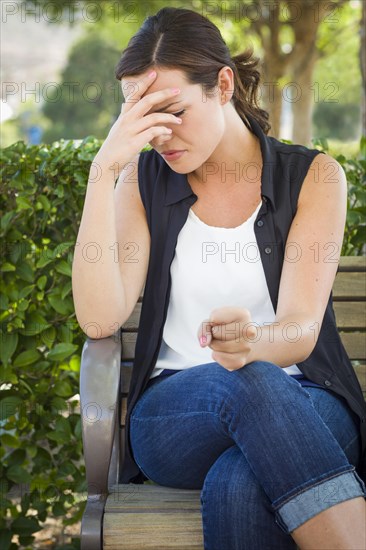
[217,66,234,104]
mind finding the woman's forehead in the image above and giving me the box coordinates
[121,68,188,91]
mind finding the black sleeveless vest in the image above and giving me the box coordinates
[120,114,366,484]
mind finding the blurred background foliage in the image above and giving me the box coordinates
[1,1,365,548]
[41,34,123,142]
[2,0,365,150]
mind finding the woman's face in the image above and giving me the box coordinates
[123,67,229,174]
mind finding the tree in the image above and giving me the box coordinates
[312,2,362,141]
[235,0,351,144]
[23,0,361,144]
[41,34,123,141]
[190,0,357,143]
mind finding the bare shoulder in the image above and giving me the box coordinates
[310,151,345,176]
[298,152,347,208]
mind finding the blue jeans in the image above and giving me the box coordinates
[129,361,366,549]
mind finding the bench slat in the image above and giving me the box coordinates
[336,256,366,272]
[354,364,366,396]
[106,485,202,511]
[104,514,204,550]
[339,332,366,360]
[104,486,203,549]
[332,272,366,299]
[333,302,366,329]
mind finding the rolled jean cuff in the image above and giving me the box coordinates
[273,467,366,534]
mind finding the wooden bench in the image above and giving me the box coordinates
[79,256,366,549]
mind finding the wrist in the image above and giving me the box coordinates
[88,158,119,184]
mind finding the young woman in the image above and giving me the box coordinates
[72,7,366,549]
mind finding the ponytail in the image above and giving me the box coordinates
[231,47,271,135]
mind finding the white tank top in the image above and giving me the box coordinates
[151,199,303,378]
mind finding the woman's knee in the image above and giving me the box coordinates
[211,360,309,418]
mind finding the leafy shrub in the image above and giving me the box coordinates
[0,133,364,549]
[0,137,101,549]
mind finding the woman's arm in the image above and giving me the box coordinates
[200,152,348,370]
[245,152,347,367]
[71,163,128,339]
[72,154,153,339]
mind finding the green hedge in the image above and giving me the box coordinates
[332,136,366,254]
[0,135,365,549]
[0,137,101,550]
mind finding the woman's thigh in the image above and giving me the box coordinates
[130,364,235,488]
[129,361,361,489]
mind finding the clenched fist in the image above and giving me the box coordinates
[197,306,257,371]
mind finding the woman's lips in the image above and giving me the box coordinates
[161,150,186,161]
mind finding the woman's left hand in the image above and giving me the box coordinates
[197,306,257,371]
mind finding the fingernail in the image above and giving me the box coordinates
[171,88,180,94]
[148,70,156,78]
[200,335,207,346]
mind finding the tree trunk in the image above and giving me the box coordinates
[288,1,321,145]
[261,58,285,139]
[257,1,289,138]
[291,50,318,145]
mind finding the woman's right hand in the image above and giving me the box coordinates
[92,70,183,176]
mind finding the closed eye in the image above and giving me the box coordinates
[172,109,185,117]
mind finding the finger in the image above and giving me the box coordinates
[134,111,182,136]
[209,306,251,325]
[209,338,252,355]
[131,87,181,119]
[197,319,214,347]
[211,320,258,342]
[121,70,157,114]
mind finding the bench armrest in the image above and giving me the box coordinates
[79,331,122,549]
[80,331,122,498]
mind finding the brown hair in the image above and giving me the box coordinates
[115,7,270,135]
